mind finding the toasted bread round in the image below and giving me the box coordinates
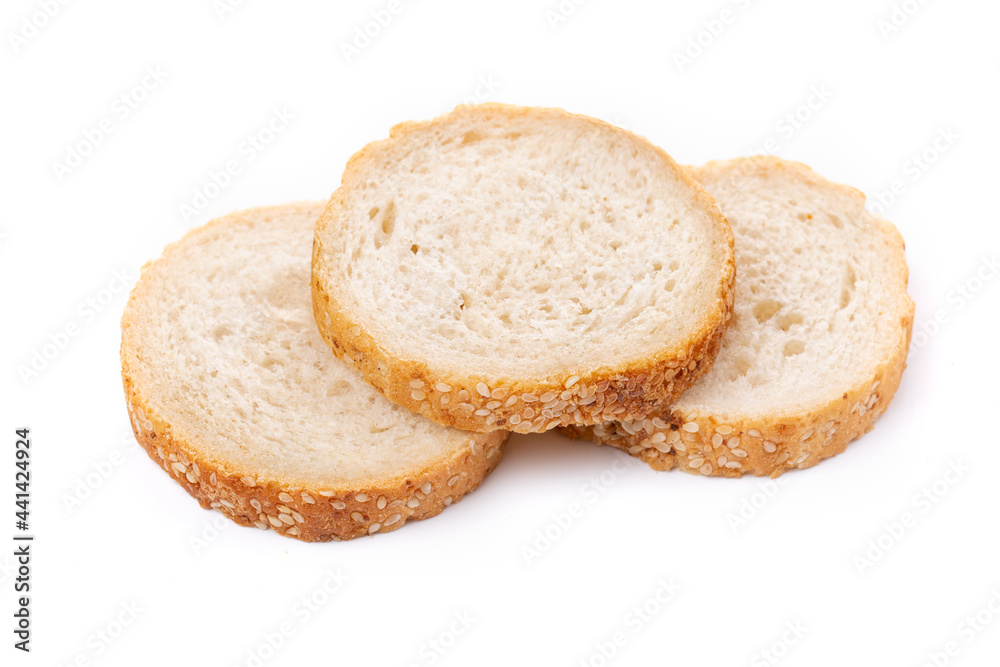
[563,157,914,477]
[121,203,506,541]
[312,103,735,433]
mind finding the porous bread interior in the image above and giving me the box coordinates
[316,105,731,379]
[122,203,478,488]
[676,159,911,417]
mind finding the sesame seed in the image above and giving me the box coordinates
[747,429,762,437]
[458,389,470,401]
[652,417,669,429]
[596,380,610,392]
[476,383,491,397]
[409,379,424,389]
[241,476,256,487]
[718,456,728,465]
[524,408,536,419]
[650,432,667,443]
[763,441,777,453]
[279,492,294,503]
[267,515,282,528]
[682,422,699,433]
[411,390,426,401]
[368,523,381,534]
[522,393,538,403]
[376,496,387,509]
[725,461,741,469]
[800,429,815,441]
[277,505,292,514]
[287,526,301,536]
[699,463,713,475]
[350,511,364,522]
[172,462,187,474]
[505,396,517,407]
[629,445,645,455]
[185,472,197,483]
[545,420,560,430]
[384,514,401,526]
[301,493,315,504]
[319,491,335,497]
[250,499,262,511]
[220,499,235,509]
[486,401,502,409]
[143,419,153,431]
[487,446,499,458]
[716,425,732,435]
[491,387,508,399]
[355,493,370,502]
[331,500,346,509]
[440,395,449,405]
[688,458,705,468]
[255,521,269,530]
[279,514,294,525]
[474,409,491,416]
[291,511,305,523]
[407,498,420,508]
[421,482,432,494]
[711,434,723,447]
[457,402,474,412]
[732,449,748,458]
[388,499,402,508]
[444,497,453,506]
[776,452,790,464]
[666,431,681,444]
[509,414,522,425]
[447,474,461,486]
[540,391,558,402]
[436,383,452,392]
[653,441,671,453]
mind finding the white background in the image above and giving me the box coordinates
[2,0,999,665]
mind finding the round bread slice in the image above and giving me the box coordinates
[563,157,914,477]
[120,203,506,541]
[312,103,736,434]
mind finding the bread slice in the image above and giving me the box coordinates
[312,103,736,434]
[563,157,914,477]
[120,203,506,541]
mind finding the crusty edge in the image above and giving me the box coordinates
[120,205,507,543]
[561,158,915,477]
[312,103,736,434]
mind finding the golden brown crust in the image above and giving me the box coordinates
[312,103,736,434]
[120,204,507,542]
[562,158,915,477]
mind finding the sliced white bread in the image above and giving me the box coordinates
[563,157,914,477]
[312,103,736,434]
[120,203,506,541]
